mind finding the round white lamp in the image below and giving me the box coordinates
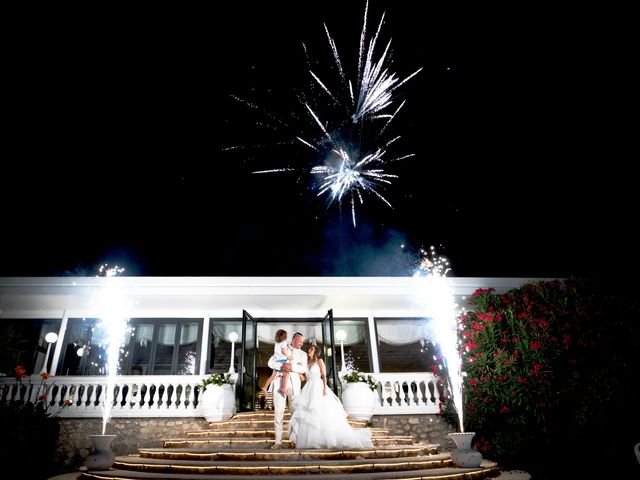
[41,332,59,374]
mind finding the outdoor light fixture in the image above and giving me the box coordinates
[41,332,59,374]
[228,331,239,373]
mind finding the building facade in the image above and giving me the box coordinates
[0,276,538,418]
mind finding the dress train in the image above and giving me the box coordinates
[288,363,372,449]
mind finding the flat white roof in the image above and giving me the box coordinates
[0,276,547,319]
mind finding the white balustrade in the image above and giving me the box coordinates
[370,372,442,415]
[1,372,443,417]
[0,375,209,418]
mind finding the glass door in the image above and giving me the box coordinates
[241,310,337,412]
[240,310,256,412]
[322,309,339,395]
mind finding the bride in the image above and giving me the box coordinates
[288,344,373,449]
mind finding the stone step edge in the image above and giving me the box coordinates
[117,452,451,467]
[187,428,388,436]
[161,439,415,448]
[207,419,368,426]
[190,426,382,435]
[138,445,439,460]
[165,433,409,441]
[81,463,500,480]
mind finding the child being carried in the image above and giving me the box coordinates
[261,329,293,397]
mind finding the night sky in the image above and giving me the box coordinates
[2,1,635,280]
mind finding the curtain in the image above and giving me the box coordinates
[376,318,434,346]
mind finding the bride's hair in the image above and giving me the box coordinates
[307,345,322,361]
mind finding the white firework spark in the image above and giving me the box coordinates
[254,0,421,226]
[311,147,397,227]
[97,263,125,277]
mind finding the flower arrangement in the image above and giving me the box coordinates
[200,372,235,390]
[342,370,377,391]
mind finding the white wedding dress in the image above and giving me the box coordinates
[288,362,373,449]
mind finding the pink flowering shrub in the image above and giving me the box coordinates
[449,279,640,473]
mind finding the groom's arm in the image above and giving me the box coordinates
[290,352,308,374]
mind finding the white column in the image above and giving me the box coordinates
[336,329,347,374]
[41,332,59,374]
[49,310,68,376]
[367,313,380,373]
[199,316,211,375]
[228,331,239,373]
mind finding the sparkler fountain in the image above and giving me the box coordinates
[414,246,482,467]
[84,264,129,470]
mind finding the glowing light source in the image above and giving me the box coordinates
[41,332,59,374]
[414,245,462,432]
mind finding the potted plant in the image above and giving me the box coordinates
[200,373,236,422]
[340,370,377,421]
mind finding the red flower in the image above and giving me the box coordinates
[14,365,27,380]
[529,340,542,351]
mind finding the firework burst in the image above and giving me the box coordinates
[416,245,451,277]
[96,264,125,277]
[252,0,421,226]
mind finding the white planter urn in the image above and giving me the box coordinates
[341,381,375,421]
[84,434,116,470]
[201,384,236,422]
[448,432,483,468]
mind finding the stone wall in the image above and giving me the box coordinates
[370,414,456,451]
[57,417,211,468]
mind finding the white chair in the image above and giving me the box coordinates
[634,441,640,465]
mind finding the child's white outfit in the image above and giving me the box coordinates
[264,341,292,394]
[273,340,291,364]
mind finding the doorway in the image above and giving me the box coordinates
[238,309,337,412]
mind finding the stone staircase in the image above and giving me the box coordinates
[79,411,500,479]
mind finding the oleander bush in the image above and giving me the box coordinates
[438,278,640,476]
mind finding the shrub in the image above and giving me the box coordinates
[0,367,71,479]
[455,279,640,476]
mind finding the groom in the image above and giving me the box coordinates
[267,331,307,448]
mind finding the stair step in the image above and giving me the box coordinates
[186,427,388,438]
[163,439,296,449]
[112,453,455,475]
[187,430,277,438]
[76,410,501,480]
[139,445,439,461]
[163,437,411,449]
[81,461,500,480]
